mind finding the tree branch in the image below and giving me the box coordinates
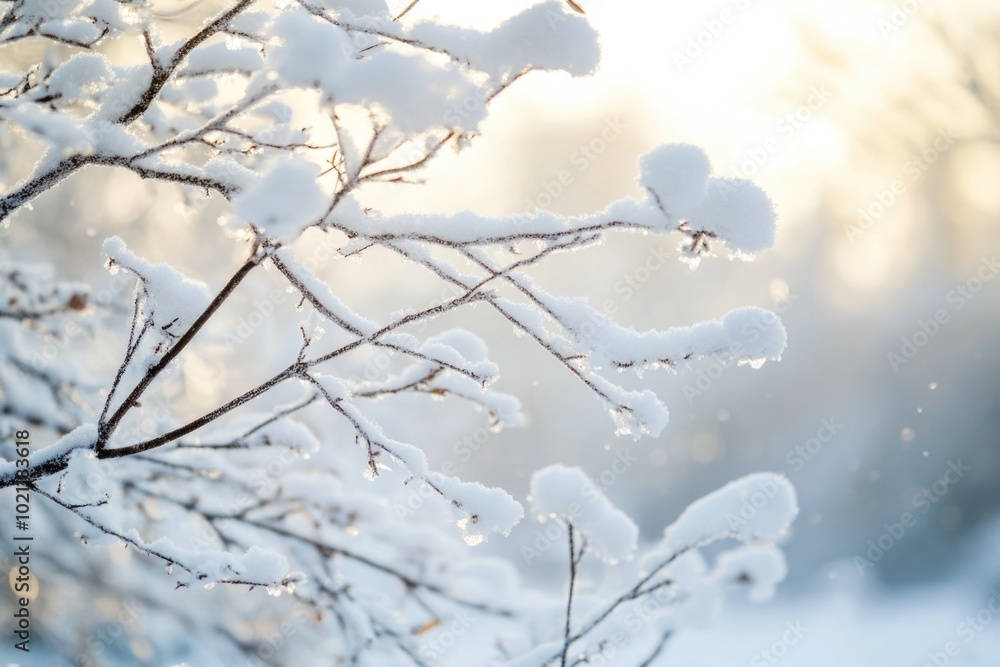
[560,523,578,667]
[97,255,259,450]
[115,0,255,125]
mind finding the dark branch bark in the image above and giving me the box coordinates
[114,0,255,125]
[560,523,577,667]
[97,256,260,450]
[99,363,301,459]
[0,154,91,224]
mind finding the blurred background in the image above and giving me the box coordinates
[369,0,1000,590]
[3,0,999,663]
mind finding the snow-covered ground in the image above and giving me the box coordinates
[670,579,1000,667]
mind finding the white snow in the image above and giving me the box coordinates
[38,17,106,45]
[430,473,525,546]
[341,51,485,133]
[332,395,524,543]
[530,464,638,564]
[407,2,599,83]
[639,143,712,219]
[531,292,786,372]
[59,447,115,506]
[94,64,154,122]
[232,545,294,594]
[202,156,258,192]
[0,103,91,152]
[638,145,777,259]
[102,236,212,339]
[45,53,112,98]
[0,423,96,483]
[661,473,799,553]
[183,43,263,76]
[419,329,500,383]
[232,160,329,243]
[272,245,377,335]
[312,372,351,404]
[711,543,788,603]
[335,195,666,245]
[271,11,356,94]
[589,374,670,437]
[141,536,293,590]
[688,177,777,257]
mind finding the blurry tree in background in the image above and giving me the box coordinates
[0,1,798,664]
[754,2,1000,584]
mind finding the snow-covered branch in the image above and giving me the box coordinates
[0,1,796,663]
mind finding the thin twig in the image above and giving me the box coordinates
[560,523,577,667]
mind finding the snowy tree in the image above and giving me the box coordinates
[0,1,796,664]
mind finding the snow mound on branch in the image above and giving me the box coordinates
[0,423,96,487]
[420,329,499,383]
[142,536,295,593]
[430,474,524,546]
[271,11,355,93]
[342,51,485,133]
[661,472,798,552]
[407,1,600,83]
[533,292,786,372]
[272,3,596,133]
[332,399,522,543]
[233,160,328,243]
[530,464,638,564]
[102,236,211,335]
[60,448,114,506]
[638,145,777,258]
[719,306,787,367]
[690,178,777,257]
[46,53,112,98]
[639,143,712,219]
